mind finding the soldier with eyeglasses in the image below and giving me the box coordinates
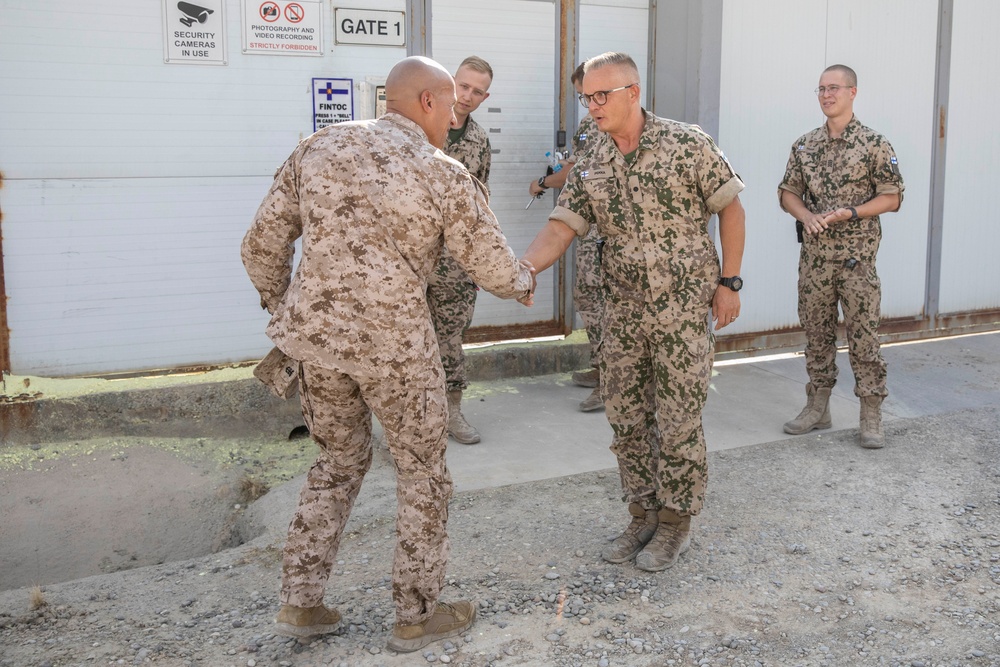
[778,64,905,449]
[522,51,746,573]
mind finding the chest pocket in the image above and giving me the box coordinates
[581,168,625,236]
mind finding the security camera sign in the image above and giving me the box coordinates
[242,0,323,56]
[162,0,227,65]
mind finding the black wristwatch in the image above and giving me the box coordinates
[537,176,549,190]
[847,206,859,221]
[719,276,743,292]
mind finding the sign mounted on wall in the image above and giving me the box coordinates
[334,8,405,47]
[313,78,354,132]
[242,0,323,56]
[162,0,228,65]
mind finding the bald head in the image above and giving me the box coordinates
[384,56,457,148]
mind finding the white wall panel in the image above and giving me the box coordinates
[580,0,649,101]
[719,0,827,336]
[940,0,1000,313]
[0,0,407,375]
[825,1,936,320]
[2,178,271,376]
[433,0,558,329]
[719,0,936,337]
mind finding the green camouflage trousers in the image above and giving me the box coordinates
[798,253,887,398]
[280,362,453,626]
[601,297,713,517]
[574,231,605,368]
[427,252,478,392]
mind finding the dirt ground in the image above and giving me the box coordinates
[1,405,999,667]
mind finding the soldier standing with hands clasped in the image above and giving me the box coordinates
[241,56,535,653]
[778,64,904,448]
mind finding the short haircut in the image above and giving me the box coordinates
[459,55,494,81]
[823,64,857,87]
[571,62,586,84]
[584,52,640,81]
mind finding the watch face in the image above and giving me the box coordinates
[721,276,743,291]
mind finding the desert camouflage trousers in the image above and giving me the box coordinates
[601,296,713,518]
[798,253,887,398]
[574,231,605,367]
[280,362,453,626]
[427,252,478,392]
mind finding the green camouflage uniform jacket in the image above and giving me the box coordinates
[446,115,491,191]
[778,115,905,262]
[552,111,744,311]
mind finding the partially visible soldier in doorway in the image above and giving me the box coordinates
[527,61,606,412]
[427,55,495,445]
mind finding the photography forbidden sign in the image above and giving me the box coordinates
[242,0,323,56]
[162,0,228,65]
[313,78,354,132]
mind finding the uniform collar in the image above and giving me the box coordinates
[822,114,862,142]
[380,112,430,141]
[592,109,657,164]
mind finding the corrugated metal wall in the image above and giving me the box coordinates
[717,0,938,336]
[2,1,997,376]
[940,0,1000,313]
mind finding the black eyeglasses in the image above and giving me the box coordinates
[578,83,636,107]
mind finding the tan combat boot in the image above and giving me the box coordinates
[601,502,659,563]
[634,509,691,572]
[572,367,600,388]
[783,383,833,434]
[859,395,885,449]
[579,385,604,412]
[447,390,481,444]
[274,604,342,638]
[387,600,476,653]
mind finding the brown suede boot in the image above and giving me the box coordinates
[601,502,659,563]
[634,509,691,572]
[387,600,476,653]
[447,390,481,444]
[274,604,342,638]
[572,367,600,388]
[579,386,604,412]
[783,383,833,434]
[859,395,885,449]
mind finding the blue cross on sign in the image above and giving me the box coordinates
[312,77,354,132]
[318,81,349,100]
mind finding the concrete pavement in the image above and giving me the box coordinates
[443,330,1000,492]
[3,330,998,495]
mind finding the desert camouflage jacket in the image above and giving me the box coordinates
[242,113,531,383]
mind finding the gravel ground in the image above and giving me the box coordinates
[1,405,999,667]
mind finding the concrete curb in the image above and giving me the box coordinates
[0,336,593,446]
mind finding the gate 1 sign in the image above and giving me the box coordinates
[162,0,228,65]
[334,8,405,47]
[313,78,354,132]
[242,0,323,56]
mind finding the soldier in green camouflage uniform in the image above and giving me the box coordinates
[242,57,534,652]
[778,64,904,449]
[426,56,494,444]
[529,62,606,411]
[523,52,746,573]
